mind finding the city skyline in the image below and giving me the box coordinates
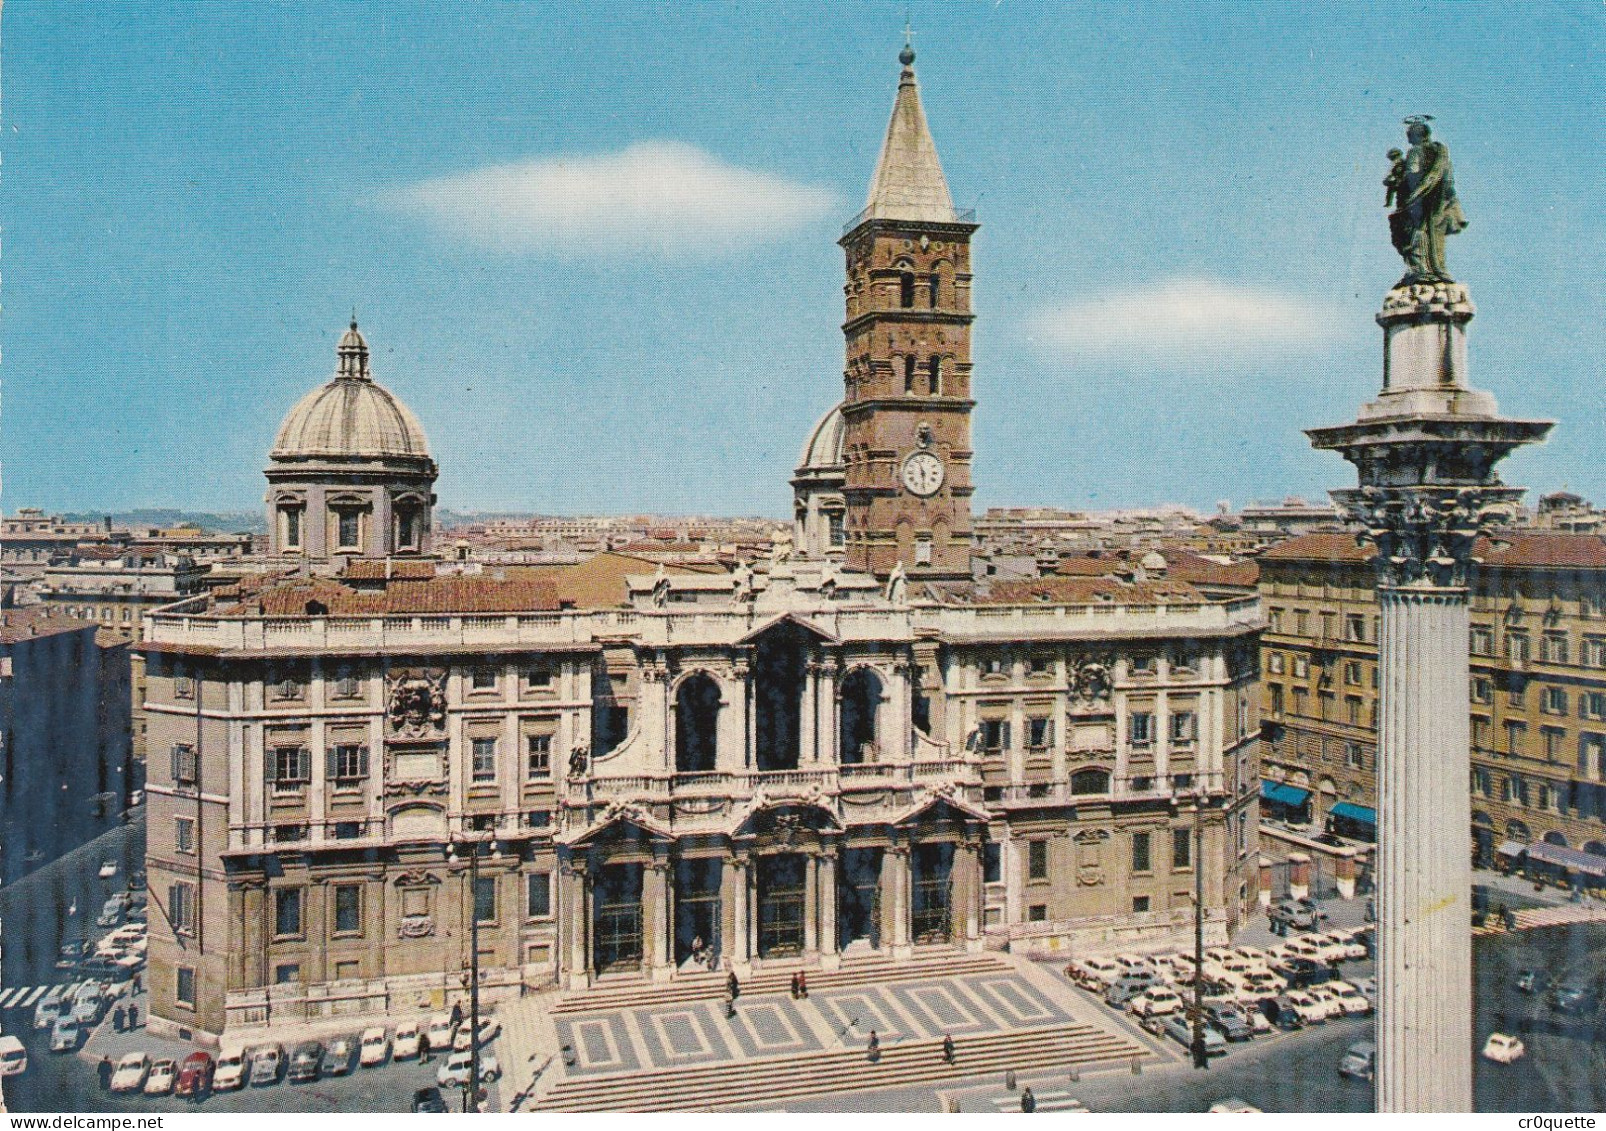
[3,2,1599,517]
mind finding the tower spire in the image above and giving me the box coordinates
[865,40,955,224]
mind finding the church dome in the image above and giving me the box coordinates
[797,403,846,471]
[271,321,431,461]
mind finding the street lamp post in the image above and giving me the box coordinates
[1189,788,1208,1070]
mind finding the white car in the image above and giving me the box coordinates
[1208,1098,1263,1113]
[1066,956,1123,990]
[1305,934,1353,964]
[1283,937,1326,962]
[33,995,66,1031]
[436,1051,500,1088]
[1239,970,1287,997]
[393,1021,423,1060]
[1483,1032,1526,1064]
[1233,945,1272,967]
[99,859,119,879]
[1328,931,1368,961]
[452,1017,501,1052]
[1151,954,1196,984]
[1129,988,1185,1018]
[425,1013,459,1054]
[0,1035,28,1078]
[1112,953,1159,978]
[1279,991,1327,1025]
[144,1058,178,1096]
[360,1026,391,1067]
[1326,980,1373,1016]
[1305,985,1346,1021]
[213,1049,248,1092]
[110,1052,151,1093]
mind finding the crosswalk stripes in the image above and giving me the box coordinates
[990,1089,1090,1113]
[0,982,78,1010]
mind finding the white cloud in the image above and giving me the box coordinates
[387,141,839,257]
[1027,277,1343,364]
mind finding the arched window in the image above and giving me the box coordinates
[675,673,721,773]
[904,356,917,394]
[928,273,940,310]
[929,356,942,395]
[899,271,915,309]
[754,622,808,771]
[838,668,882,764]
[1071,768,1111,795]
[281,505,303,549]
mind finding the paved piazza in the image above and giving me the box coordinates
[545,967,1080,1080]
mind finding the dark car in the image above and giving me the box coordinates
[175,1051,215,1098]
[127,869,147,891]
[1271,957,1323,988]
[321,1036,358,1077]
[413,1086,449,1113]
[288,1040,325,1083]
[55,939,90,969]
[1339,1040,1376,1081]
[1161,1013,1227,1057]
[1204,1003,1255,1042]
[1516,970,1548,995]
[1547,981,1599,1016]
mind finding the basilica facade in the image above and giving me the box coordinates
[140,50,1262,1041]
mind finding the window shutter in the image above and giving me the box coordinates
[1045,718,1056,747]
[1001,721,1012,750]
[326,749,339,780]
[264,748,277,782]
[170,745,182,781]
[359,747,370,777]
[297,747,311,782]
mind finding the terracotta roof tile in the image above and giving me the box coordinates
[0,607,95,644]
[977,576,1206,606]
[1481,534,1606,570]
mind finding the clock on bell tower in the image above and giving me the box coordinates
[839,43,978,581]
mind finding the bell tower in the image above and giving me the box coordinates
[839,43,978,582]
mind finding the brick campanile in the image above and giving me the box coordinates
[839,43,978,582]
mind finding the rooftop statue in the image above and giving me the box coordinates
[1386,116,1468,286]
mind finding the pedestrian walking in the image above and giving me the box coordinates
[99,1056,113,1090]
[866,1030,880,1063]
[114,1005,126,1032]
[797,971,808,998]
[727,970,740,1002]
[942,1034,955,1064]
[132,973,142,995]
[790,972,801,1000]
[1020,1087,1036,1113]
[127,1003,138,1028]
[421,1034,433,1063]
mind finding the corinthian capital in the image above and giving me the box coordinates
[1332,484,1523,589]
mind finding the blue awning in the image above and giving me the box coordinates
[1261,780,1311,807]
[1329,802,1377,825]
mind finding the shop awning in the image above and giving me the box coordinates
[1495,840,1527,857]
[1329,802,1377,825]
[1261,780,1311,808]
[1525,841,1606,878]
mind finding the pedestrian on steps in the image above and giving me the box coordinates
[866,1030,880,1063]
[727,971,740,1002]
[1020,1087,1036,1113]
[797,970,808,999]
[942,1034,955,1064]
[790,972,802,1000]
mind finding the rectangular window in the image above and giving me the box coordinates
[1472,765,1491,795]
[1344,660,1362,686]
[474,876,497,924]
[1347,697,1363,725]
[274,888,303,937]
[471,668,498,691]
[1027,840,1048,881]
[1579,734,1606,780]
[174,674,195,700]
[1027,904,1047,923]
[1471,676,1493,704]
[1129,712,1154,747]
[275,964,300,985]
[1132,895,1151,914]
[471,737,498,784]
[1293,655,1309,678]
[1506,633,1531,663]
[1541,635,1569,664]
[1268,608,1284,634]
[1169,711,1196,745]
[273,677,304,701]
[1028,655,1050,676]
[1267,652,1285,674]
[1585,637,1606,668]
[1543,728,1565,762]
[983,843,1002,884]
[979,718,1010,753]
[524,666,553,689]
[1346,742,1364,770]
[333,675,361,698]
[1269,684,1284,716]
[169,881,195,936]
[1292,687,1309,716]
[1471,627,1494,656]
[270,823,306,845]
[283,506,302,549]
[328,744,370,783]
[1027,716,1054,750]
[1129,655,1154,675]
[526,872,552,919]
[268,746,310,788]
[1172,827,1191,870]
[1582,691,1606,721]
[175,816,195,855]
[1505,720,1527,756]
[1131,831,1152,874]
[526,733,552,779]
[333,884,362,935]
[1543,686,1569,715]
[1345,614,1366,642]
[175,966,196,1009]
[170,743,198,786]
[337,510,360,549]
[828,511,845,548]
[1473,717,1492,749]
[334,821,363,839]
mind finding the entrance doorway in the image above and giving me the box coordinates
[911,842,954,944]
[674,857,722,966]
[756,854,807,957]
[838,847,883,950]
[593,863,643,974]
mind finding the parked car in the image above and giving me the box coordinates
[1278,991,1328,1026]
[393,1022,423,1060]
[1238,969,1287,997]
[33,995,66,1031]
[1269,898,1325,931]
[175,1051,215,1098]
[1338,1040,1376,1081]
[1161,1013,1227,1057]
[1208,1098,1262,1113]
[452,1018,501,1052]
[1482,1032,1526,1064]
[110,1052,151,1093]
[128,869,147,891]
[359,1027,391,1067]
[412,1086,449,1113]
[1066,956,1124,990]
[1271,956,1329,989]
[212,1049,248,1092]
[49,1017,83,1053]
[322,1036,358,1077]
[1111,953,1160,979]
[1129,988,1185,1018]
[1105,970,1164,1007]
[436,1051,500,1088]
[1515,969,1548,995]
[249,1044,284,1087]
[70,983,105,1025]
[288,1040,325,1083]
[98,859,119,879]
[1547,980,1599,1016]
[424,1013,459,1053]
[55,939,90,970]
[1327,981,1373,1017]
[144,1058,178,1096]
[0,1035,28,1078]
[1305,985,1346,1021]
[1204,1003,1255,1042]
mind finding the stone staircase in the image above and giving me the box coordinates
[1474,901,1606,936]
[549,950,1009,1016]
[532,1021,1147,1112]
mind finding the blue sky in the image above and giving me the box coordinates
[3,1,1601,519]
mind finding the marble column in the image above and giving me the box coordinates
[957,839,982,949]
[800,662,818,764]
[645,857,672,981]
[803,851,819,954]
[562,861,590,989]
[1310,276,1551,1113]
[819,848,841,968]
[889,844,911,956]
[724,854,752,971]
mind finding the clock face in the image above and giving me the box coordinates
[901,450,945,497]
